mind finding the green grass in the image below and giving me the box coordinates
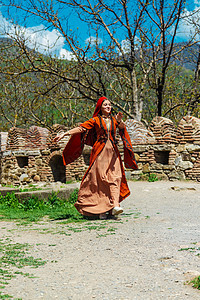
[0,189,85,223]
[19,187,42,192]
[178,246,200,253]
[148,173,158,182]
[178,247,196,252]
[0,189,127,298]
[0,189,122,236]
[0,238,46,299]
[189,276,200,290]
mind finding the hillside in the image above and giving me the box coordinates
[173,42,200,71]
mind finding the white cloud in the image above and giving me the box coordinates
[59,48,76,60]
[121,39,131,53]
[85,36,103,45]
[0,11,75,60]
[118,36,140,55]
[176,6,200,41]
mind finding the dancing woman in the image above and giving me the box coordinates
[53,97,138,219]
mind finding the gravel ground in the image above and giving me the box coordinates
[1,180,200,300]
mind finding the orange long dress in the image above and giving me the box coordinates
[63,115,138,216]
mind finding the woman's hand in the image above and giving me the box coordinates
[115,112,125,129]
[116,111,123,123]
[53,132,69,143]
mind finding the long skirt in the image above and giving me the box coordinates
[74,139,122,216]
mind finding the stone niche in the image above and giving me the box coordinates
[48,152,66,183]
[16,156,29,168]
[154,150,170,165]
[2,115,200,186]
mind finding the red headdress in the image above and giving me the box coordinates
[93,97,107,117]
[63,97,107,166]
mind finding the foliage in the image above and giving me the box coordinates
[0,38,199,130]
[0,0,199,130]
[148,173,158,182]
[67,189,79,204]
[0,190,83,222]
[190,276,200,290]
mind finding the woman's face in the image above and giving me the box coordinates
[101,100,112,116]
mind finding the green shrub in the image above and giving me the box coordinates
[148,173,158,182]
[67,188,79,204]
[0,192,23,209]
[190,276,200,290]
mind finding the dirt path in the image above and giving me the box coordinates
[1,180,200,300]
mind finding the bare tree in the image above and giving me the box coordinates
[137,0,200,116]
[0,0,199,128]
[183,10,200,115]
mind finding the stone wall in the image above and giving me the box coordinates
[0,123,89,186]
[1,115,200,186]
[126,116,200,181]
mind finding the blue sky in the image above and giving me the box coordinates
[0,0,199,60]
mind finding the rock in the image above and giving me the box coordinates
[168,170,180,180]
[191,157,196,163]
[19,174,29,182]
[151,144,172,151]
[175,156,181,166]
[33,175,40,182]
[178,161,193,170]
[150,169,163,173]
[132,145,148,152]
[177,170,186,180]
[35,158,43,165]
[140,174,149,180]
[176,144,186,152]
[10,174,19,180]
[142,163,150,173]
[41,149,51,155]
[130,170,143,180]
[1,179,7,185]
[175,156,193,170]
[125,171,132,180]
[131,174,141,180]
[134,153,140,162]
[171,186,181,191]
[156,173,168,180]
[6,181,12,186]
[150,163,163,170]
[162,165,175,171]
[2,150,11,157]
[181,152,191,161]
[131,170,143,175]
[137,163,143,169]
[50,182,65,191]
[186,144,200,152]
[28,170,37,177]
[83,146,92,155]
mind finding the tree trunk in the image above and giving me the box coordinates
[131,68,142,121]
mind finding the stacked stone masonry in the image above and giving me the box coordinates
[1,115,200,186]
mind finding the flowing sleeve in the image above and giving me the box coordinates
[80,117,96,130]
[80,117,97,147]
[63,118,96,165]
[68,126,86,135]
[119,126,138,170]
